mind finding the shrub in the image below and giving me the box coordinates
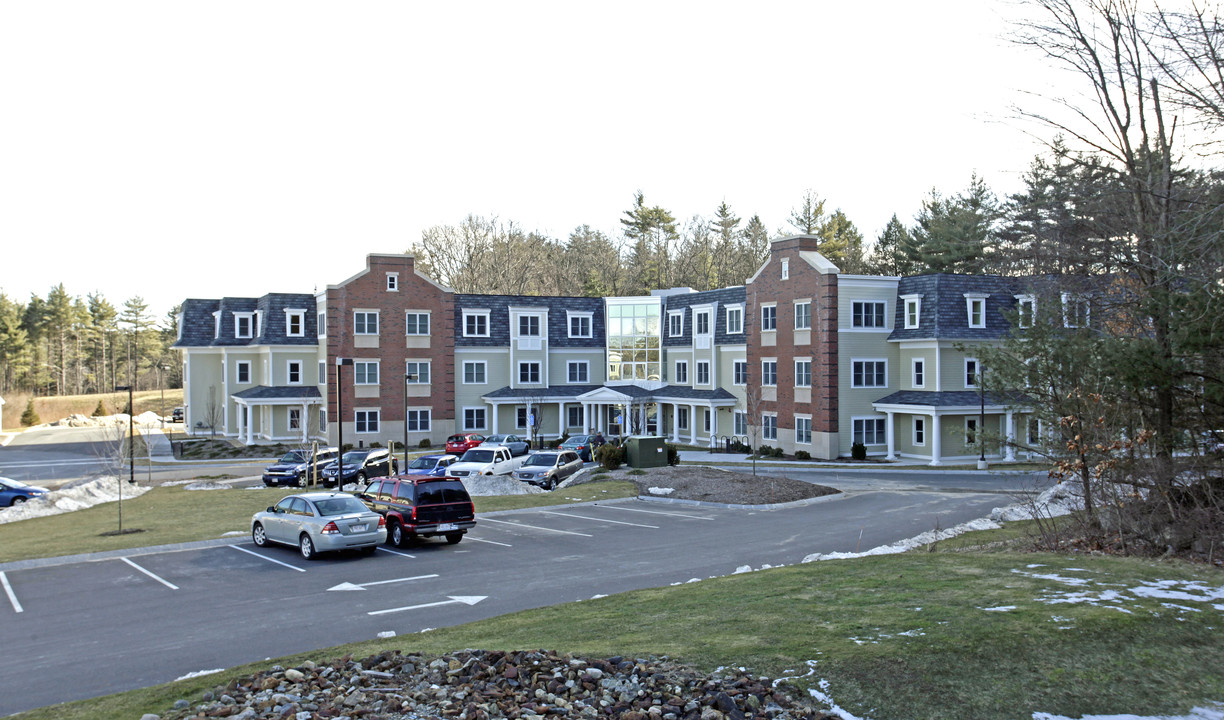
[729,439,752,454]
[756,444,773,457]
[20,399,39,427]
[666,443,680,466]
[772,446,785,458]
[341,443,353,453]
[92,400,107,417]
[558,431,570,446]
[795,450,811,461]
[369,442,383,448]
[851,441,867,460]
[418,438,432,448]
[595,443,624,471]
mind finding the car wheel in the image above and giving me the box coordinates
[547,476,556,491]
[252,523,268,547]
[296,473,309,488]
[389,522,405,547]
[445,532,463,545]
[11,496,26,506]
[299,534,317,560]
[356,472,367,486]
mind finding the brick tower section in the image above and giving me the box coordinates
[746,236,839,458]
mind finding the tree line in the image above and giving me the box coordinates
[0,288,180,397]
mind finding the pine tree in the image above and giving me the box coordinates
[21,399,39,427]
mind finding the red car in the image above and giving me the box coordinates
[445,433,485,454]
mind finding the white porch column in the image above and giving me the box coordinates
[671,404,680,442]
[491,402,500,434]
[236,404,245,443]
[301,403,309,443]
[688,404,697,445]
[929,413,943,466]
[583,402,591,433]
[885,410,896,461]
[1005,410,1016,461]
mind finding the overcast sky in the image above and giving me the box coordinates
[1,1,1064,321]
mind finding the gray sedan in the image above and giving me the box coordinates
[251,492,387,560]
[512,450,583,490]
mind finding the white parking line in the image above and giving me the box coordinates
[229,545,307,572]
[539,511,659,529]
[120,557,179,590]
[604,505,716,520]
[376,546,417,558]
[1,572,22,613]
[479,518,592,537]
[466,536,513,547]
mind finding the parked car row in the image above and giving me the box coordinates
[262,447,397,488]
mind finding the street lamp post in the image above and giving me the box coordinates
[159,364,168,429]
[335,358,353,488]
[115,385,135,531]
[978,364,988,470]
[403,372,418,472]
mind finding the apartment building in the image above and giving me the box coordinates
[177,236,1040,465]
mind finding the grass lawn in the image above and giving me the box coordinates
[15,551,1223,720]
[0,481,639,564]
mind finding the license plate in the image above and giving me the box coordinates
[437,523,457,531]
[351,524,367,532]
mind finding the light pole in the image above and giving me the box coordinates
[403,372,418,472]
[335,358,353,486]
[158,364,168,429]
[978,364,988,469]
[115,385,135,531]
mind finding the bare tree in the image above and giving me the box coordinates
[202,385,223,437]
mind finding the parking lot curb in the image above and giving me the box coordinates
[635,492,844,511]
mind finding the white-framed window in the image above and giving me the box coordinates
[406,408,430,431]
[463,310,490,337]
[568,361,589,383]
[463,407,487,431]
[405,361,430,384]
[354,311,379,335]
[405,311,430,336]
[851,301,886,328]
[762,359,778,386]
[319,361,326,385]
[289,408,301,431]
[966,417,979,445]
[914,417,926,446]
[761,304,777,331]
[355,410,380,433]
[568,312,592,338]
[781,258,789,280]
[902,295,922,329]
[762,413,778,440]
[1016,294,1036,328]
[236,361,251,384]
[1027,417,1041,444]
[463,361,486,384]
[965,358,980,389]
[695,310,711,336]
[518,361,541,384]
[567,405,584,428]
[851,360,887,388]
[234,312,254,339]
[794,301,811,330]
[674,360,689,385]
[1063,293,1089,328]
[966,294,987,329]
[386,272,399,291]
[733,410,748,436]
[518,315,541,337]
[678,407,689,430]
[795,359,812,387]
[853,417,886,445]
[796,415,812,445]
[668,311,684,337]
[733,360,748,386]
[696,361,710,386]
[516,406,529,429]
[913,358,925,388]
[355,360,379,385]
[286,310,305,337]
[726,305,744,334]
[287,360,302,385]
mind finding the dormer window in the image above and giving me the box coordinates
[1062,293,1089,328]
[285,310,305,337]
[901,294,922,329]
[234,312,254,339]
[1015,295,1036,328]
[965,294,988,329]
[781,258,789,280]
[386,273,399,291]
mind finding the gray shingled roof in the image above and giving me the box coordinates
[481,383,735,404]
[232,386,323,400]
[174,293,317,348]
[482,384,605,400]
[887,274,1020,342]
[661,286,748,347]
[873,390,1027,408]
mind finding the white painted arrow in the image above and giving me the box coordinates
[368,595,487,616]
[327,574,438,592]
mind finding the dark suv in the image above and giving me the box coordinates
[262,447,341,487]
[320,448,397,487]
[355,476,476,546]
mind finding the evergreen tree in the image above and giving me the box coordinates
[620,191,678,293]
[120,296,153,390]
[787,190,825,234]
[20,398,39,427]
[817,209,866,273]
[909,174,1000,274]
[0,293,30,394]
[864,215,917,276]
[709,200,742,290]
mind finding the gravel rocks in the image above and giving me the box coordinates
[156,650,841,720]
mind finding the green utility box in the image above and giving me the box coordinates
[624,436,668,468]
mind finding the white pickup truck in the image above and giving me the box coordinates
[447,446,528,479]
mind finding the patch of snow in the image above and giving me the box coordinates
[1033,702,1224,719]
[459,474,546,497]
[1012,569,1094,587]
[648,486,675,495]
[183,481,228,491]
[175,669,224,682]
[981,606,1018,612]
[733,565,753,574]
[1130,580,1224,604]
[0,476,151,524]
[377,631,396,639]
[800,517,1001,563]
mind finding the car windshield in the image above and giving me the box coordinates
[0,477,29,489]
[461,449,495,463]
[340,450,371,463]
[278,451,307,463]
[313,496,369,516]
[407,457,436,470]
[523,454,556,467]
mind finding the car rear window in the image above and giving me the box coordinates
[314,496,368,516]
[394,482,414,501]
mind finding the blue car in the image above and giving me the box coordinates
[0,477,49,507]
[400,453,459,476]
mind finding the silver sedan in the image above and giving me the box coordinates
[251,492,387,560]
